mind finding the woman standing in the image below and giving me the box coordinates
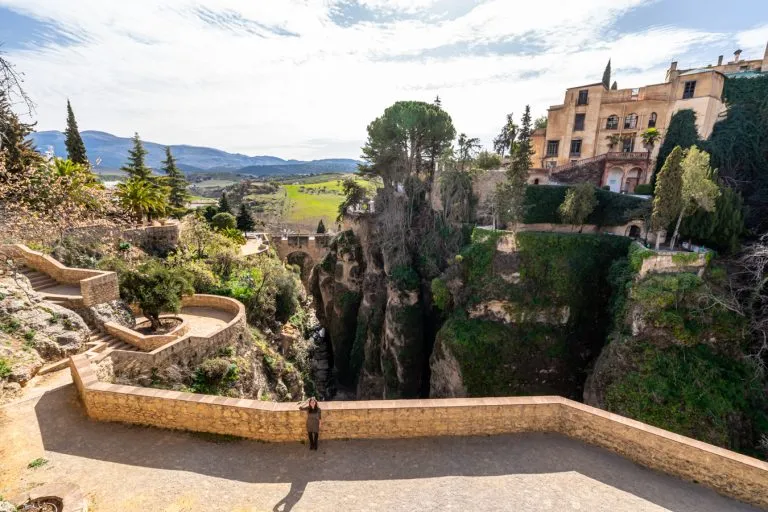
[299,397,321,450]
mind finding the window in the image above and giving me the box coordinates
[577,90,588,105]
[570,139,582,156]
[546,140,559,157]
[606,115,619,130]
[574,113,586,131]
[533,178,540,185]
[648,112,657,128]
[624,113,638,129]
[683,81,696,99]
[622,136,635,153]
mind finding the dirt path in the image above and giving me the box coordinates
[1,370,760,512]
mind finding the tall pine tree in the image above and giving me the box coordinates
[121,132,151,180]
[652,109,699,191]
[236,203,255,232]
[162,147,188,208]
[218,192,231,213]
[602,59,611,89]
[611,81,618,90]
[64,100,88,166]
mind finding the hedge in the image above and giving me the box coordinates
[524,185,647,226]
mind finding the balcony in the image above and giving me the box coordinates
[606,151,650,161]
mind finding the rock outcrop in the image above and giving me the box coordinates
[0,273,89,386]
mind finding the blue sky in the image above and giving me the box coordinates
[0,0,766,160]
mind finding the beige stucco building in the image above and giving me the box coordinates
[531,44,768,193]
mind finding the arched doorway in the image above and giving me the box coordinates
[624,168,642,193]
[286,251,315,285]
[626,225,642,239]
[606,168,623,193]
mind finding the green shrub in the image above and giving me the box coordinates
[634,184,653,195]
[23,330,36,342]
[27,457,48,469]
[1,318,20,333]
[628,243,655,272]
[390,265,420,291]
[119,260,194,331]
[0,358,11,378]
[524,185,647,226]
[671,252,700,265]
[211,212,237,231]
[431,278,451,311]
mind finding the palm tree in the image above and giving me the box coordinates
[115,178,169,223]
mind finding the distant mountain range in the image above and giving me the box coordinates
[28,130,360,176]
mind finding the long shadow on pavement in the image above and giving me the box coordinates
[34,384,759,512]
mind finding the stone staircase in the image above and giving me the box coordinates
[18,266,59,292]
[84,326,141,362]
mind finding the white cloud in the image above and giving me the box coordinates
[0,0,734,160]
[736,24,768,56]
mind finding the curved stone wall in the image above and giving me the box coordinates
[69,353,768,508]
[107,294,246,373]
[104,316,190,351]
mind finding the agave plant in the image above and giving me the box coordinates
[115,177,169,223]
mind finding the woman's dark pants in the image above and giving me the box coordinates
[308,432,319,450]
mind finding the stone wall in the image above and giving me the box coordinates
[123,223,180,254]
[2,244,119,306]
[637,250,709,279]
[69,353,768,508]
[104,317,190,351]
[108,294,246,374]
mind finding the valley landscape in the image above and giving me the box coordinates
[1,2,768,511]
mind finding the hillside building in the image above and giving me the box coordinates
[530,44,768,193]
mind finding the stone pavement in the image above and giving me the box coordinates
[0,372,760,512]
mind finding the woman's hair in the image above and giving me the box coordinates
[308,397,320,411]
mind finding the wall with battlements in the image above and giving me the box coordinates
[69,352,768,508]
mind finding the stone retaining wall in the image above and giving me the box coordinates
[2,244,119,306]
[104,316,190,351]
[108,294,246,374]
[638,251,709,278]
[69,353,768,508]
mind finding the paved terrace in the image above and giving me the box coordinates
[0,373,759,512]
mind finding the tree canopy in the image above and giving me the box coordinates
[651,146,685,248]
[652,110,699,190]
[236,203,255,232]
[218,191,232,214]
[602,59,611,89]
[119,260,194,331]
[670,147,720,249]
[162,146,188,209]
[559,183,597,230]
[492,113,517,158]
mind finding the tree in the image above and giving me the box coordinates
[316,219,326,234]
[456,133,481,171]
[669,147,720,249]
[203,205,218,223]
[236,203,255,232]
[218,191,232,214]
[602,59,611,89]
[652,110,699,191]
[493,113,517,158]
[611,81,618,90]
[498,107,534,229]
[651,146,685,249]
[120,132,151,180]
[680,186,744,254]
[0,92,41,177]
[360,100,455,192]
[559,183,597,231]
[162,146,188,208]
[115,177,169,223]
[533,116,548,131]
[510,106,534,176]
[475,150,502,171]
[64,100,88,166]
[337,178,367,220]
[119,260,194,331]
[211,212,236,231]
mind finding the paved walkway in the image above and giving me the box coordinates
[178,306,235,336]
[0,372,760,512]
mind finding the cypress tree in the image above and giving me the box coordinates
[602,59,611,89]
[680,186,744,254]
[651,146,685,249]
[611,81,618,90]
[0,92,41,177]
[218,192,231,214]
[509,105,533,176]
[316,219,326,233]
[121,132,151,180]
[64,100,88,166]
[652,109,699,191]
[236,203,255,232]
[162,147,188,208]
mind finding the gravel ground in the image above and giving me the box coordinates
[0,371,760,512]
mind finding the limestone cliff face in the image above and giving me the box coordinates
[311,229,365,388]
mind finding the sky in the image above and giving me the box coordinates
[0,0,767,161]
